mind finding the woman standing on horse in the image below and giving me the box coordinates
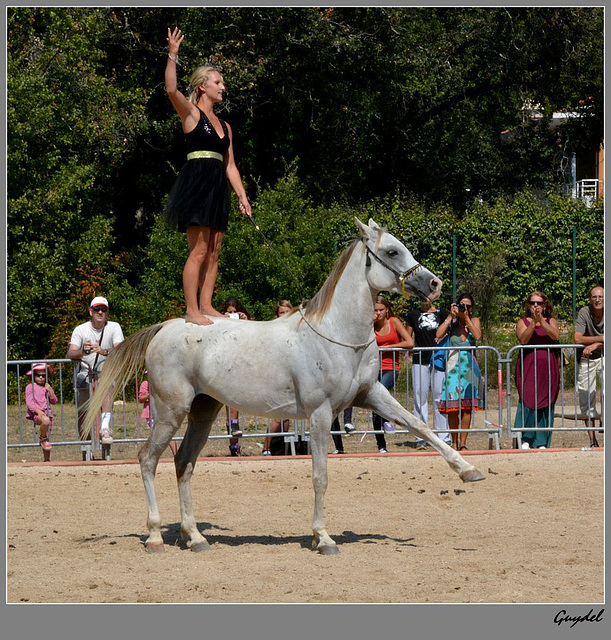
[164,27,252,326]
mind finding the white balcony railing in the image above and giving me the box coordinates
[575,179,599,207]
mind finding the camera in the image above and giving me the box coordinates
[84,349,91,355]
[228,313,240,320]
[457,302,467,313]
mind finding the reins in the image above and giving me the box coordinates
[246,217,419,350]
[296,304,376,350]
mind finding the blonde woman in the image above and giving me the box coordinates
[163,27,252,326]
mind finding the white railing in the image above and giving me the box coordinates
[575,179,599,206]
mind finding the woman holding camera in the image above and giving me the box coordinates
[435,293,482,450]
[514,291,560,449]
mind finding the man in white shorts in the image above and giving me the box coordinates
[574,286,604,448]
[66,297,124,457]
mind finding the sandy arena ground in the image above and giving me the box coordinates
[6,448,604,604]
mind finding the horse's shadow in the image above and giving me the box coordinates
[126,522,419,551]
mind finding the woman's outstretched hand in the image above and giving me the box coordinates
[167,26,185,56]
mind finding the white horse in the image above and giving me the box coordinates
[83,218,484,555]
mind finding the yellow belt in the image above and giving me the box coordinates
[187,150,223,161]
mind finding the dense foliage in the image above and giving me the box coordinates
[7,7,604,360]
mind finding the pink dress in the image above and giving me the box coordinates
[139,380,152,427]
[25,383,57,425]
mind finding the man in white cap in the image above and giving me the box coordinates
[66,297,124,457]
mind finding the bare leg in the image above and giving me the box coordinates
[38,414,51,462]
[184,227,216,325]
[458,410,472,450]
[447,413,459,449]
[586,420,599,446]
[198,228,224,316]
[308,403,339,555]
[265,418,283,452]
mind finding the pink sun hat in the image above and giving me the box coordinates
[26,362,54,376]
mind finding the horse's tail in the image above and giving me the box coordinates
[80,322,169,439]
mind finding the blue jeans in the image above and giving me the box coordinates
[372,369,399,449]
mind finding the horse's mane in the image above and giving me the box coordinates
[297,240,361,322]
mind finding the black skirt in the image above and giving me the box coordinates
[163,157,230,232]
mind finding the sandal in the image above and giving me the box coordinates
[459,445,468,451]
[39,437,52,451]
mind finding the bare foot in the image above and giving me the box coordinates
[184,311,214,326]
[200,306,225,318]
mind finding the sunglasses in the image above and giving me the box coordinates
[92,307,108,313]
[529,300,544,306]
[34,372,46,377]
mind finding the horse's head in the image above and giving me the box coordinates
[356,217,442,302]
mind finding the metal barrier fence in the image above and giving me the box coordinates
[503,344,604,449]
[7,344,603,458]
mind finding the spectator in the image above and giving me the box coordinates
[25,363,57,462]
[574,286,604,448]
[405,300,452,449]
[264,301,293,456]
[139,372,177,456]
[436,293,482,450]
[65,296,124,459]
[514,291,561,449]
[371,296,414,453]
[220,297,252,456]
[330,408,356,455]
[163,27,252,326]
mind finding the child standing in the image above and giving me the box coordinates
[25,363,58,462]
[139,373,177,456]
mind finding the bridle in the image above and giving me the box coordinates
[364,241,423,298]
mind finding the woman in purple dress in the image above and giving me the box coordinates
[514,291,561,449]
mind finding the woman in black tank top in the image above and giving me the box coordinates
[164,27,252,326]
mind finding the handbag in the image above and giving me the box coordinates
[433,333,450,371]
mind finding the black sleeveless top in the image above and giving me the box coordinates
[185,109,230,156]
[162,108,232,232]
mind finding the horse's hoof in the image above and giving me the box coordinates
[460,468,486,483]
[318,544,340,556]
[144,542,166,553]
[190,541,211,552]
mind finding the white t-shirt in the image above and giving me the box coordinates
[69,321,124,373]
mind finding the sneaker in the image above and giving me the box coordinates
[538,446,547,449]
[590,440,600,448]
[39,437,52,451]
[229,443,241,457]
[100,429,113,445]
[332,450,344,455]
[415,441,428,450]
[229,420,243,438]
[262,450,271,456]
[378,447,388,453]
[383,422,395,433]
[344,423,356,434]
[520,442,530,450]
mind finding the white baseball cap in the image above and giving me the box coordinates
[90,296,109,308]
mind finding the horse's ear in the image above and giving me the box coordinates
[355,217,375,240]
[367,219,382,231]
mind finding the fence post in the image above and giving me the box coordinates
[452,233,457,301]
[572,226,577,322]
